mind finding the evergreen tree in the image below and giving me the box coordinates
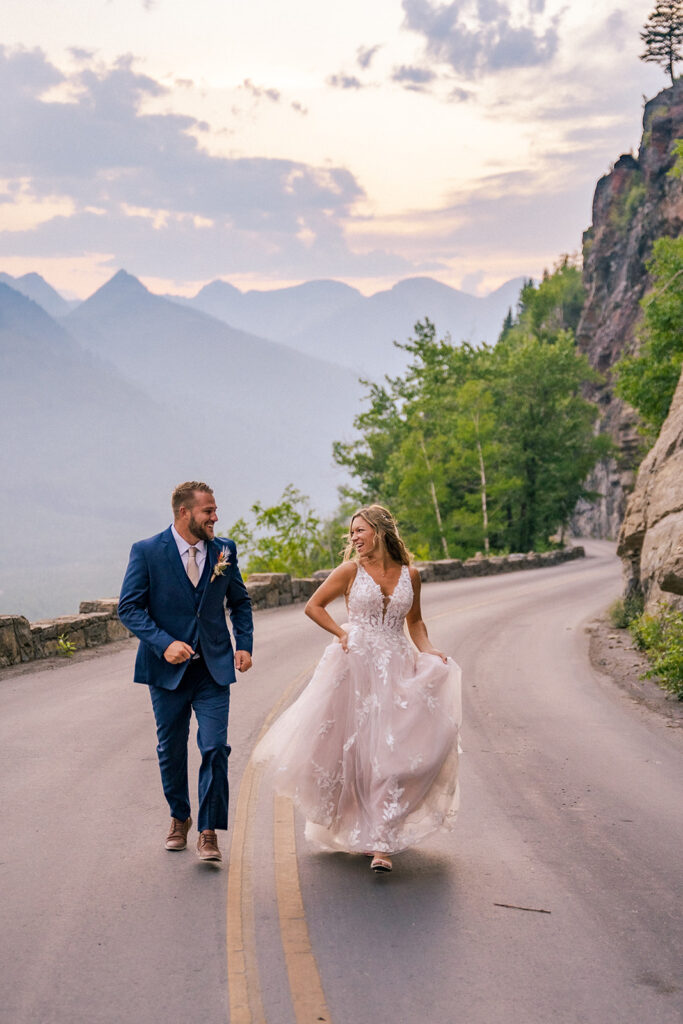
[640,1,683,85]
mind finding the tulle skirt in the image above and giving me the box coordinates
[254,626,462,854]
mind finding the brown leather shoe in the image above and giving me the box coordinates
[197,829,222,862]
[165,816,192,851]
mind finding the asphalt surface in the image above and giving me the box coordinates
[1,540,682,1024]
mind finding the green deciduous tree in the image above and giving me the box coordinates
[616,236,683,438]
[492,330,610,550]
[225,485,330,577]
[640,1,683,85]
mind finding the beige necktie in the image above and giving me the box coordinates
[187,546,200,586]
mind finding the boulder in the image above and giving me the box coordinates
[617,366,683,611]
[0,615,33,666]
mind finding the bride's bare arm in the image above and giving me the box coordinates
[406,568,447,662]
[305,562,357,651]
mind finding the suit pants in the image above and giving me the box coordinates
[149,657,231,832]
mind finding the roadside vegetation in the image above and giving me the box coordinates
[609,596,683,700]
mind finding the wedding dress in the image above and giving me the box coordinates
[253,563,462,854]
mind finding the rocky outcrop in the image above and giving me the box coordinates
[617,365,683,611]
[573,81,683,538]
[0,547,585,668]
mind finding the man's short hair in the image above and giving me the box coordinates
[172,481,214,517]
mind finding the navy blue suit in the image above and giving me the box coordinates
[118,528,253,831]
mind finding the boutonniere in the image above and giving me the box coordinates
[211,549,231,582]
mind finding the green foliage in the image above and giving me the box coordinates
[610,175,646,232]
[225,485,334,577]
[57,633,77,657]
[668,137,683,177]
[507,256,585,343]
[608,594,645,628]
[615,236,683,437]
[334,262,608,559]
[492,329,610,551]
[629,603,683,699]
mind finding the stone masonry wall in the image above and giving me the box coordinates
[0,546,584,669]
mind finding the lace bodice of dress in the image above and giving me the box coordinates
[347,563,414,634]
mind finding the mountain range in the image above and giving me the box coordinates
[1,267,524,617]
[169,275,525,379]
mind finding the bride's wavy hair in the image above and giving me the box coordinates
[344,505,411,566]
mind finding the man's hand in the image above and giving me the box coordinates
[163,641,194,664]
[235,650,252,673]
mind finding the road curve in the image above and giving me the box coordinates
[1,540,681,1024]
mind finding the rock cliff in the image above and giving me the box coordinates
[573,80,683,538]
[617,365,683,612]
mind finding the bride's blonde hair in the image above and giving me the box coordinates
[344,505,411,565]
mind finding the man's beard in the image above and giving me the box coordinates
[188,514,213,542]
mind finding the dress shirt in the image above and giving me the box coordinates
[171,524,207,579]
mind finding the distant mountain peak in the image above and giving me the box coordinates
[0,271,71,319]
[196,279,242,299]
[103,269,149,294]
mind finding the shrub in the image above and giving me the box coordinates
[608,593,644,628]
[57,633,77,657]
[629,603,683,700]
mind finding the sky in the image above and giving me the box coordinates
[0,0,667,299]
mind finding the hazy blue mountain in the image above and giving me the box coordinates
[172,274,526,379]
[0,271,75,318]
[0,282,198,618]
[284,276,526,377]
[178,278,364,347]
[64,269,363,511]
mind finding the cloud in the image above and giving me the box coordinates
[68,47,96,63]
[391,64,437,90]
[0,48,360,223]
[326,73,364,90]
[356,44,381,69]
[241,78,281,103]
[401,0,562,76]
[0,46,427,282]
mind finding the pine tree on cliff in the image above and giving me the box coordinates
[640,0,683,85]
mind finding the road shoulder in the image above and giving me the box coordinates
[586,614,683,727]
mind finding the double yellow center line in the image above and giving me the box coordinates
[226,665,332,1024]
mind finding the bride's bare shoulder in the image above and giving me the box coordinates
[408,565,422,588]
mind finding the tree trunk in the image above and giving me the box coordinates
[476,436,490,555]
[418,434,450,559]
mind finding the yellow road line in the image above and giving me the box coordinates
[273,795,332,1024]
[226,664,317,1023]
[226,759,266,1024]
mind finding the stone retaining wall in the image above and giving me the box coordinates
[0,546,584,668]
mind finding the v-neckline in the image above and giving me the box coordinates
[359,562,405,606]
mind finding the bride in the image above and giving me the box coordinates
[254,505,461,873]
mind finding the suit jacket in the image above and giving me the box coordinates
[117,527,253,690]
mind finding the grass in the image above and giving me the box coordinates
[628,602,683,701]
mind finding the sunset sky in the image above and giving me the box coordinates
[0,0,666,298]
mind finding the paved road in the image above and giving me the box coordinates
[1,541,682,1024]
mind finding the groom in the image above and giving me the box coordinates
[118,481,253,863]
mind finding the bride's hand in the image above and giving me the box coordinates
[426,647,447,663]
[338,629,349,652]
